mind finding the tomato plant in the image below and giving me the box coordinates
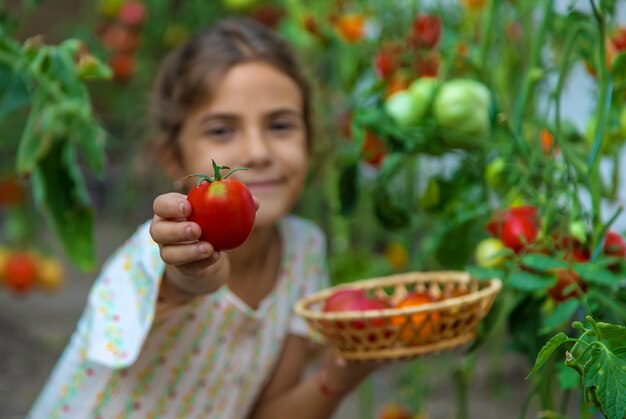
[547,269,588,302]
[186,160,256,252]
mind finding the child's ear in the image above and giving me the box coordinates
[157,140,185,182]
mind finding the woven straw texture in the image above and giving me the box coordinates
[294,271,502,361]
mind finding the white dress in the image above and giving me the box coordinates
[28,215,329,418]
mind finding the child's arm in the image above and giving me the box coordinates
[250,335,375,419]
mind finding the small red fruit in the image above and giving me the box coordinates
[486,206,539,253]
[603,230,626,258]
[118,1,147,27]
[548,269,588,302]
[409,14,441,49]
[186,160,256,252]
[375,50,396,79]
[108,53,136,82]
[379,403,413,419]
[362,131,387,167]
[323,289,367,312]
[5,252,38,294]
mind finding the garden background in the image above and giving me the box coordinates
[1,0,626,418]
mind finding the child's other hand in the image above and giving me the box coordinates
[319,350,390,396]
[150,192,258,295]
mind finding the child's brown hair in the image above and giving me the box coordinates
[151,18,312,160]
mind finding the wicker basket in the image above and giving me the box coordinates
[294,271,502,361]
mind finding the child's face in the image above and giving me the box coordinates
[174,62,308,227]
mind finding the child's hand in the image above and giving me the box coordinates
[318,350,389,397]
[150,192,258,295]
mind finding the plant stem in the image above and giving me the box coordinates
[559,389,571,415]
[453,353,475,419]
[512,0,553,135]
[587,0,612,255]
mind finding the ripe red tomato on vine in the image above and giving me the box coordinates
[185,160,256,252]
[409,14,441,49]
[486,205,539,253]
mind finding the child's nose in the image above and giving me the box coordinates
[242,128,272,166]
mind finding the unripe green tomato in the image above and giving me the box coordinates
[475,238,508,268]
[407,76,440,121]
[384,90,422,127]
[433,79,492,140]
[485,157,506,188]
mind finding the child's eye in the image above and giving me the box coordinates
[207,126,233,138]
[270,121,295,132]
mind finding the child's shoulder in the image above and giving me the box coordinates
[281,214,326,248]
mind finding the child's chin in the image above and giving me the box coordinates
[254,205,290,228]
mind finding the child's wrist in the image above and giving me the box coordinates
[314,367,357,399]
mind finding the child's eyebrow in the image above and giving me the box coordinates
[266,108,302,118]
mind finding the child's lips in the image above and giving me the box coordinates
[244,178,285,191]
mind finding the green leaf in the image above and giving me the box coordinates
[582,346,626,419]
[16,101,54,174]
[338,164,359,216]
[466,266,504,281]
[508,272,557,291]
[597,323,626,349]
[521,254,569,272]
[541,299,580,334]
[527,332,569,378]
[373,185,410,230]
[557,363,580,390]
[573,263,620,288]
[73,117,106,175]
[0,63,30,119]
[587,289,626,323]
[31,140,96,272]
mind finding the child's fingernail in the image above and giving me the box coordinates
[198,243,208,254]
[186,226,194,239]
[179,201,188,215]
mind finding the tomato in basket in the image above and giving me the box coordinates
[391,292,441,344]
[323,289,389,329]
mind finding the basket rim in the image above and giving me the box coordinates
[294,271,502,321]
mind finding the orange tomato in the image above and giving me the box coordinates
[336,14,366,43]
[391,292,440,344]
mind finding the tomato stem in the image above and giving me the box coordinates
[183,160,248,187]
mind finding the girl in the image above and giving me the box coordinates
[29,17,380,419]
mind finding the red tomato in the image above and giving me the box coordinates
[118,1,146,27]
[324,293,388,329]
[409,15,441,49]
[186,161,256,252]
[500,216,538,252]
[362,131,387,167]
[375,50,396,79]
[108,53,136,82]
[554,235,590,263]
[323,289,367,312]
[603,230,626,258]
[486,206,539,252]
[5,252,38,294]
[548,269,588,302]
